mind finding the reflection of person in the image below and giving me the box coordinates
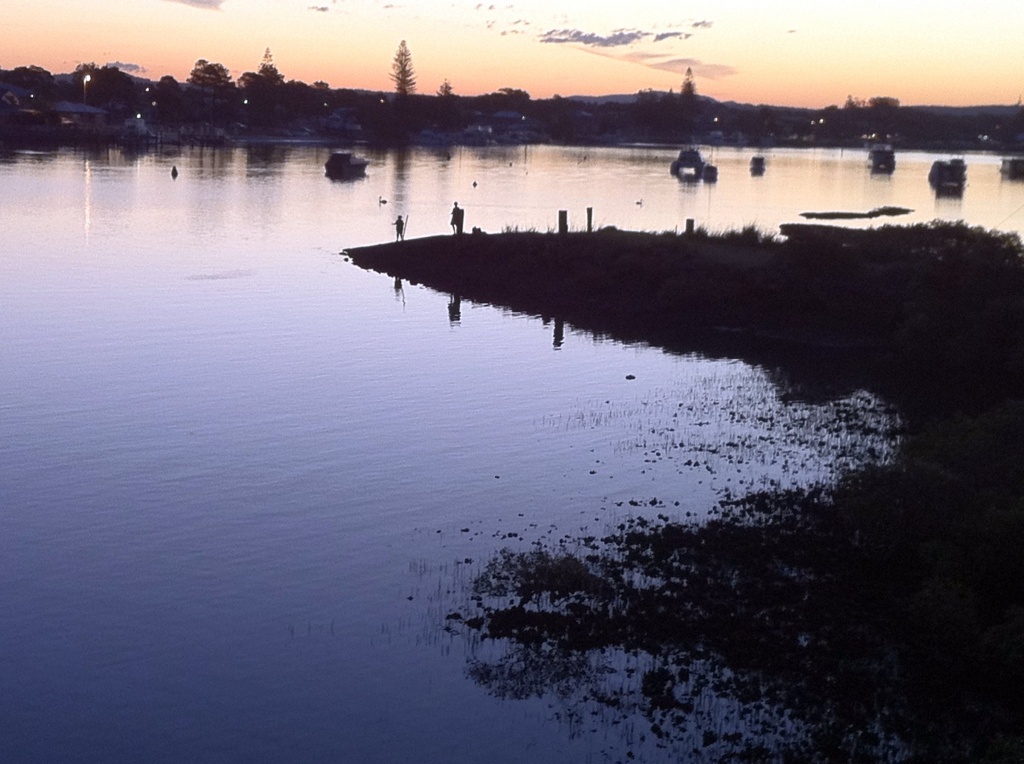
[450,202,464,235]
[393,215,405,241]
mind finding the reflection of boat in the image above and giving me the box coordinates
[1000,157,1024,180]
[701,164,718,182]
[324,152,369,180]
[749,156,766,175]
[868,144,896,174]
[928,158,967,191]
[670,147,704,180]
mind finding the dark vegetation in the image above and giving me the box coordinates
[3,59,1023,150]
[347,222,1024,423]
[349,223,1024,760]
[461,404,1024,760]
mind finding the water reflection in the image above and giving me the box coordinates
[452,500,916,761]
[447,294,461,324]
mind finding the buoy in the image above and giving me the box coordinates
[171,166,178,179]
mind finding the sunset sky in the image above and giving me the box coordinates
[4,0,1023,108]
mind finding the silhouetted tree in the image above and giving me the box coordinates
[868,96,900,109]
[679,67,700,135]
[238,70,273,125]
[73,64,137,115]
[681,67,697,100]
[634,88,676,138]
[257,48,285,86]
[432,79,461,130]
[154,75,185,124]
[390,40,417,96]
[482,87,530,113]
[865,96,900,139]
[4,65,55,97]
[187,59,233,89]
[187,59,234,123]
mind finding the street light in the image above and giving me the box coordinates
[82,74,92,104]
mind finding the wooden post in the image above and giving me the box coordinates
[685,218,695,235]
[586,207,593,232]
[558,210,568,234]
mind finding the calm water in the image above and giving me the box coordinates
[1,143,1019,762]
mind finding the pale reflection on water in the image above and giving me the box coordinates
[0,143,1014,762]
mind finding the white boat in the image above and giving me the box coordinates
[324,152,368,180]
[670,147,704,181]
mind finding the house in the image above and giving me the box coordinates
[51,101,108,129]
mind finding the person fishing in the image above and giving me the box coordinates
[393,214,406,241]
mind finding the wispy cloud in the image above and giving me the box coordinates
[620,52,736,79]
[533,18,731,82]
[653,31,689,43]
[540,28,651,47]
[161,0,224,9]
[537,17,712,50]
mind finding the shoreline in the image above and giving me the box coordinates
[345,224,1024,425]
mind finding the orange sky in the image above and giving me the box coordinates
[4,0,1023,107]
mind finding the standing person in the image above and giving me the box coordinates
[450,202,464,235]
[393,214,405,241]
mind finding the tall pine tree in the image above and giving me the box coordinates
[390,40,417,96]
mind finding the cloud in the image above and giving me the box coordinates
[106,61,147,74]
[161,0,224,8]
[653,31,689,42]
[308,4,330,9]
[643,56,736,80]
[540,28,649,47]
[533,18,733,82]
[582,49,737,80]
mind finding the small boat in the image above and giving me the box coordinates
[701,164,718,182]
[928,158,967,191]
[868,144,896,174]
[749,156,766,175]
[1000,157,1024,180]
[670,147,704,181]
[324,152,368,180]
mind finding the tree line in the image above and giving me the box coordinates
[3,43,1023,149]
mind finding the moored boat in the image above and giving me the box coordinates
[670,147,704,181]
[868,144,896,174]
[701,164,718,182]
[749,155,766,175]
[325,152,369,180]
[1000,157,1024,180]
[928,158,966,191]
